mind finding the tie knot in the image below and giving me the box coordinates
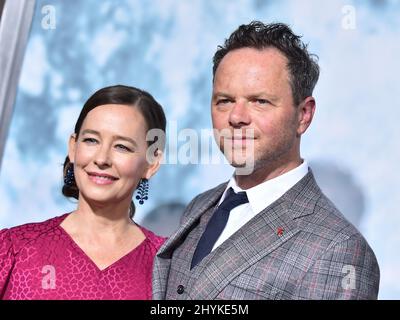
[219,188,249,212]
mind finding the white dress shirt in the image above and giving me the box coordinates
[211,160,309,251]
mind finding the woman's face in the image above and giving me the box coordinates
[68,104,160,206]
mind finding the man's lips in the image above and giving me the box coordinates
[222,137,256,149]
[229,137,255,140]
[225,136,256,143]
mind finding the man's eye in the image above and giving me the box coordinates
[82,138,98,144]
[255,99,269,104]
[216,99,232,105]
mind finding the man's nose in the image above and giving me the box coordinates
[228,100,251,127]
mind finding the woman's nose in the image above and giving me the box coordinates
[94,145,112,167]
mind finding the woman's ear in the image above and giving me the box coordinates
[144,149,163,180]
[68,134,77,163]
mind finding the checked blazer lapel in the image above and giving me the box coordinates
[157,182,227,258]
[191,171,318,299]
[152,182,227,299]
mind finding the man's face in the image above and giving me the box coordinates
[211,47,302,173]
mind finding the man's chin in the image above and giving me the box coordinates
[230,160,248,168]
[227,158,255,175]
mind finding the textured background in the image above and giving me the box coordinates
[0,0,399,299]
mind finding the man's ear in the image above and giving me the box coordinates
[68,134,77,163]
[144,149,163,180]
[296,96,316,136]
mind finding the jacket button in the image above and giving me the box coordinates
[177,285,185,294]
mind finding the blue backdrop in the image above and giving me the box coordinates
[0,0,399,299]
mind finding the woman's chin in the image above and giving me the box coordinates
[80,191,119,206]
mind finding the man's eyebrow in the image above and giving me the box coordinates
[81,129,138,147]
[212,91,279,102]
[212,92,234,99]
[246,92,279,102]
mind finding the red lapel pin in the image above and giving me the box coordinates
[277,227,284,236]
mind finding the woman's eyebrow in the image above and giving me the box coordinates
[81,129,100,136]
[113,135,138,147]
[81,129,138,147]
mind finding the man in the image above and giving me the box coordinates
[153,21,380,299]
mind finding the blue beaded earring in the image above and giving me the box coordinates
[136,178,149,205]
[64,163,75,186]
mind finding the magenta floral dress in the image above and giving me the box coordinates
[0,213,165,300]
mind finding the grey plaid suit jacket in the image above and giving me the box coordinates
[152,170,380,299]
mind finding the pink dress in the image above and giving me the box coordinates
[0,213,165,300]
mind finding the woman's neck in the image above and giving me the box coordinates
[67,197,134,239]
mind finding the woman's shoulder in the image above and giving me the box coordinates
[1,213,69,248]
[138,225,167,250]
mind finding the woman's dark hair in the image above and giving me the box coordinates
[213,21,320,106]
[62,85,166,219]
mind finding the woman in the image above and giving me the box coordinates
[0,85,166,299]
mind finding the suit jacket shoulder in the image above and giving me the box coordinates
[180,182,227,223]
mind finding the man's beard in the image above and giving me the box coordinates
[219,133,296,176]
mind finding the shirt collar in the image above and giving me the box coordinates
[220,160,309,215]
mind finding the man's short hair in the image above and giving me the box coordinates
[213,21,320,106]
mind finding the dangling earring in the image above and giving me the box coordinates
[136,178,149,205]
[64,163,75,186]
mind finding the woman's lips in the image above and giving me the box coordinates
[87,172,118,185]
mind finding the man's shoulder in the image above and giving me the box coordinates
[301,189,371,248]
[285,170,373,251]
[192,182,228,204]
[181,182,228,220]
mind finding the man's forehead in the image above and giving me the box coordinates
[221,47,288,65]
[215,47,289,81]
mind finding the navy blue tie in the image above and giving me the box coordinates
[191,188,249,269]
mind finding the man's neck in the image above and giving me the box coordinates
[235,158,303,190]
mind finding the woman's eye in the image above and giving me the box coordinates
[115,144,132,152]
[82,138,98,144]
